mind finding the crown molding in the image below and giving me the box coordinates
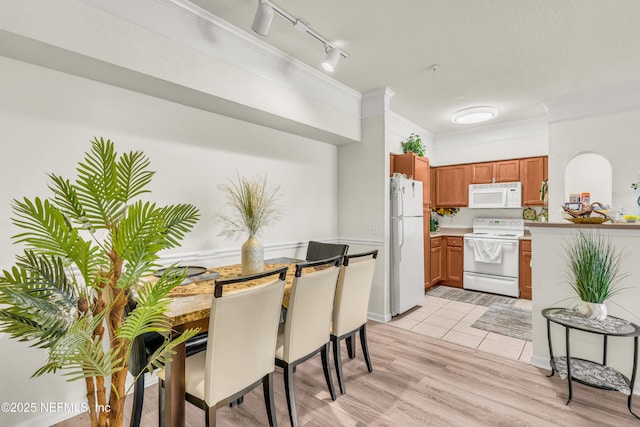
[80,0,361,118]
[545,81,640,123]
[361,87,395,118]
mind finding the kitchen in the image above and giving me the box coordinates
[2,1,640,426]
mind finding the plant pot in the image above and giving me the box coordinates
[578,300,608,321]
[241,235,264,275]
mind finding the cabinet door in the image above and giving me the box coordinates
[520,157,546,206]
[435,165,469,207]
[443,237,463,288]
[414,155,430,209]
[519,240,532,299]
[495,160,520,182]
[423,211,431,289]
[469,162,495,184]
[430,238,442,285]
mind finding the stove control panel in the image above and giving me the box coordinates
[472,218,525,236]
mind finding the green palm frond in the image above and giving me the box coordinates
[115,257,159,291]
[35,316,121,381]
[75,137,125,228]
[135,269,186,306]
[47,174,91,230]
[0,251,78,347]
[158,204,201,248]
[11,197,78,256]
[117,302,171,347]
[114,200,165,262]
[144,328,200,372]
[116,149,154,201]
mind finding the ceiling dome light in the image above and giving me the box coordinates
[451,106,498,124]
[251,1,274,36]
[322,47,341,72]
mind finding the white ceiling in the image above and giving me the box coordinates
[188,0,640,135]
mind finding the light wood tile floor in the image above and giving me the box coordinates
[389,295,533,362]
[54,319,639,426]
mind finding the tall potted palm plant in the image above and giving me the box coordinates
[0,138,200,427]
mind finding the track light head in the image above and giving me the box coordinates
[251,1,274,36]
[322,47,341,72]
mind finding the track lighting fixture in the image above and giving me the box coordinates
[250,0,348,72]
[251,1,274,36]
[322,47,341,72]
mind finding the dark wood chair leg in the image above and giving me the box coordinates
[321,343,337,401]
[346,334,356,359]
[284,363,298,427]
[263,372,277,427]
[130,375,145,427]
[360,324,373,373]
[332,336,346,395]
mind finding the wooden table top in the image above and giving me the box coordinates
[157,263,300,328]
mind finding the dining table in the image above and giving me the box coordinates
[157,258,305,427]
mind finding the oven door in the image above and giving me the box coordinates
[463,237,519,277]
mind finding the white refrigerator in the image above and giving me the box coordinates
[390,176,425,316]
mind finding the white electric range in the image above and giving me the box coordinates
[463,218,525,297]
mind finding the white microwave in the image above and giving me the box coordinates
[468,182,522,208]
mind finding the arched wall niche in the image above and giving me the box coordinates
[564,152,612,207]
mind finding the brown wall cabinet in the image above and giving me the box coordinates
[519,240,532,299]
[434,165,469,207]
[391,152,431,209]
[520,156,548,206]
[469,160,520,184]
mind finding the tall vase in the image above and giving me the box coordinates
[241,234,264,275]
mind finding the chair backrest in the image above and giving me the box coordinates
[305,241,349,261]
[204,267,287,406]
[332,250,378,337]
[282,256,342,362]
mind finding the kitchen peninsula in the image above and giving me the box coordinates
[528,221,640,393]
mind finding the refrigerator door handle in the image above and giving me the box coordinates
[398,216,404,246]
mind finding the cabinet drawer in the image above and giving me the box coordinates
[431,237,442,248]
[520,239,531,251]
[446,237,463,247]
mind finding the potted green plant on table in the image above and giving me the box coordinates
[401,133,426,157]
[218,174,282,274]
[0,138,200,427]
[563,230,626,320]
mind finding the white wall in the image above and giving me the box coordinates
[432,117,548,166]
[547,108,640,222]
[0,56,338,427]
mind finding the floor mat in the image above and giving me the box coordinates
[426,285,517,307]
[471,303,532,341]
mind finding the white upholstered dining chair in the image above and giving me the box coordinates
[330,250,378,395]
[157,267,287,427]
[275,256,342,427]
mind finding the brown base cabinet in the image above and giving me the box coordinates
[429,237,443,286]
[442,236,463,288]
[519,240,532,299]
[430,236,463,288]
